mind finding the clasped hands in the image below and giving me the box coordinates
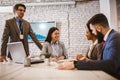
[50,56,65,62]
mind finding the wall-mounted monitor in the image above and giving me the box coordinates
[28,21,56,41]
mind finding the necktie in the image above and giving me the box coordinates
[19,20,21,29]
[102,40,105,48]
[19,20,24,44]
[19,20,23,34]
[101,40,105,59]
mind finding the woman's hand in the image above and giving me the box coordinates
[76,54,90,61]
[79,56,90,60]
[76,54,84,60]
[57,56,65,60]
[50,57,58,62]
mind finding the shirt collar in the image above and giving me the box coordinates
[14,17,22,22]
[51,41,58,45]
[93,40,98,45]
[15,17,19,22]
[104,29,112,41]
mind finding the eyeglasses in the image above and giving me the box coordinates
[17,9,25,12]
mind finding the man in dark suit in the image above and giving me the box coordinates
[0,3,42,62]
[57,13,120,79]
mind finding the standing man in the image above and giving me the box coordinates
[57,13,120,79]
[0,3,42,62]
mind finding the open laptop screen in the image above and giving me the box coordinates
[7,42,44,64]
[7,42,26,64]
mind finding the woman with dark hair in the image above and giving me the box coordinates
[76,25,103,60]
[41,27,68,62]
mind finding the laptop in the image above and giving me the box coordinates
[7,42,44,64]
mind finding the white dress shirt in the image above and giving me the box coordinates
[104,29,112,41]
[87,40,98,58]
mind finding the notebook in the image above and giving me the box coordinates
[7,42,44,64]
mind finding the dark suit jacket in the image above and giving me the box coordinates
[75,29,120,79]
[86,43,102,60]
[1,17,42,56]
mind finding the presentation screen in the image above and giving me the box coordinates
[28,21,56,41]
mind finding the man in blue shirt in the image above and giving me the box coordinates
[0,3,42,61]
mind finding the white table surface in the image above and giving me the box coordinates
[0,62,117,80]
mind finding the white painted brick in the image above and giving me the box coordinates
[0,1,101,57]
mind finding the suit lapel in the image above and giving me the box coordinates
[21,19,24,34]
[101,29,114,59]
[87,45,95,58]
[103,29,114,49]
[12,18,19,35]
[102,41,106,51]
[21,19,27,36]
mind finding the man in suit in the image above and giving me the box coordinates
[0,3,42,62]
[57,13,120,79]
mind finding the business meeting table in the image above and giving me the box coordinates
[0,60,117,80]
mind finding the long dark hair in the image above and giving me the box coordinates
[45,27,59,43]
[86,23,93,35]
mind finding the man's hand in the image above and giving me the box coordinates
[50,57,58,62]
[56,62,75,70]
[0,56,7,62]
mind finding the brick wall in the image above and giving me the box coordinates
[0,1,100,57]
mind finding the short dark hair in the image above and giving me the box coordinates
[13,3,26,12]
[45,27,59,43]
[87,13,109,28]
